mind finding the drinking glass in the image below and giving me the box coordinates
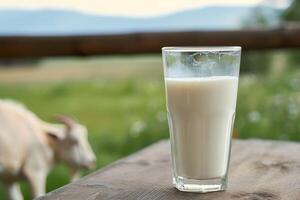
[162,47,241,193]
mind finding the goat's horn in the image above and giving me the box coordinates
[54,114,75,128]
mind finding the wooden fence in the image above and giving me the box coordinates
[0,23,300,59]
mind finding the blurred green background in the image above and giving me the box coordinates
[0,1,300,199]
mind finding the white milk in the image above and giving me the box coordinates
[165,76,238,180]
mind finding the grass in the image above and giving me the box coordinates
[0,54,299,199]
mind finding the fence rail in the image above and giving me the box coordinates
[0,24,300,58]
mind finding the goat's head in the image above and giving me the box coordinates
[47,115,96,170]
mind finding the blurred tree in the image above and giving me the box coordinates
[281,0,300,69]
[242,7,270,28]
[240,7,273,74]
[281,0,300,20]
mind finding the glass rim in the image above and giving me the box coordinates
[162,46,241,52]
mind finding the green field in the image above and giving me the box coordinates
[0,54,299,199]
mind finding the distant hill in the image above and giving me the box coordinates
[0,6,280,35]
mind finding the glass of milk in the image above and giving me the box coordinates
[162,47,241,193]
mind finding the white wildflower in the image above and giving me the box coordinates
[248,111,261,123]
[130,120,147,137]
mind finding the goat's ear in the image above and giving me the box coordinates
[45,128,66,141]
[46,131,60,141]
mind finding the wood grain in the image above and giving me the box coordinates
[38,139,300,200]
[1,23,300,59]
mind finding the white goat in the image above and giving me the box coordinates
[0,100,96,200]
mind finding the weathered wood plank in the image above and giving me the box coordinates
[1,23,300,59]
[38,139,300,200]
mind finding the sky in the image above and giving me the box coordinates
[0,0,291,17]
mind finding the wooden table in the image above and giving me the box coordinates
[39,139,300,200]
